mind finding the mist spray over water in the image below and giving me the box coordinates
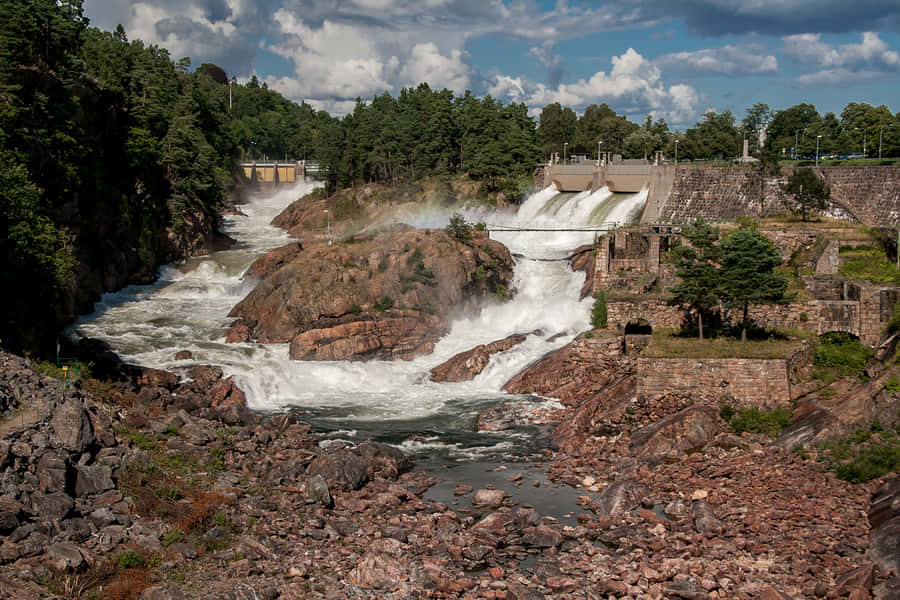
[73,182,647,458]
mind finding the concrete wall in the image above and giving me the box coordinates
[637,357,793,408]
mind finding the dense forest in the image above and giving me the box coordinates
[1,0,898,357]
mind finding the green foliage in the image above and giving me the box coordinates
[782,168,830,221]
[401,248,436,289]
[162,528,185,547]
[113,550,144,570]
[718,227,789,341]
[446,212,474,243]
[813,332,873,381]
[591,292,608,329]
[373,296,394,311]
[719,403,736,422]
[822,423,900,482]
[729,407,792,438]
[154,485,183,501]
[885,376,900,393]
[838,247,900,284]
[668,218,721,339]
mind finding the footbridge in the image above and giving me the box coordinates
[484,223,621,233]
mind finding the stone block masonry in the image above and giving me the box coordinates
[637,357,793,409]
[655,165,900,228]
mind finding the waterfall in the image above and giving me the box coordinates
[72,182,647,458]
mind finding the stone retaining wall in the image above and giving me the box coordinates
[655,165,900,227]
[637,357,793,408]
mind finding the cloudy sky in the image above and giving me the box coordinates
[84,0,900,127]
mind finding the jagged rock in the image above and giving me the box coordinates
[351,538,408,589]
[227,229,514,361]
[43,542,84,572]
[306,474,332,507]
[30,491,74,521]
[521,525,562,548]
[503,333,631,407]
[430,333,528,382]
[139,584,187,600]
[245,241,303,278]
[74,463,113,497]
[597,480,650,517]
[35,451,70,494]
[630,405,722,458]
[475,402,533,432]
[174,350,193,360]
[355,441,411,480]
[869,476,900,577]
[665,580,710,600]
[693,499,725,535]
[51,398,93,454]
[473,489,506,508]
[306,450,368,492]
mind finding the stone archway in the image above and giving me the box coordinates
[624,319,653,335]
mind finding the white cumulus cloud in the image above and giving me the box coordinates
[656,44,778,76]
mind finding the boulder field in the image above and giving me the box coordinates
[226,229,513,361]
[0,343,896,598]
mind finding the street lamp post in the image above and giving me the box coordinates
[597,140,602,165]
[250,140,256,162]
[816,135,823,167]
[323,209,331,246]
[564,142,568,163]
[674,139,679,165]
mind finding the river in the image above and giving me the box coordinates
[72,182,646,511]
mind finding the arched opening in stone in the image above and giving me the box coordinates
[624,319,653,335]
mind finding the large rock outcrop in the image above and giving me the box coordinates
[430,333,529,382]
[502,332,631,407]
[227,229,514,361]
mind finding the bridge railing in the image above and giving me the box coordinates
[484,222,623,232]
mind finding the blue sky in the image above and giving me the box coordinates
[84,1,900,127]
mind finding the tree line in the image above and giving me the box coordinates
[1,0,896,356]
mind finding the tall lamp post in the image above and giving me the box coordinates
[880,124,893,159]
[563,142,568,164]
[855,127,868,156]
[674,139,679,165]
[323,209,331,246]
[815,135,823,167]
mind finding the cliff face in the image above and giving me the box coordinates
[227,229,514,361]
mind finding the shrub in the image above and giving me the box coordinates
[445,212,473,243]
[719,403,735,422]
[730,407,792,438]
[162,528,185,547]
[591,292,608,329]
[813,332,873,382]
[822,424,900,483]
[886,376,900,393]
[112,550,143,570]
[373,296,394,311]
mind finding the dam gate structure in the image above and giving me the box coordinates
[240,161,308,185]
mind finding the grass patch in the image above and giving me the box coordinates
[729,407,792,438]
[591,291,608,329]
[885,376,900,393]
[821,422,900,482]
[373,296,394,311]
[643,328,808,359]
[838,246,900,284]
[812,332,873,384]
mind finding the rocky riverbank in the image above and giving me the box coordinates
[0,340,897,599]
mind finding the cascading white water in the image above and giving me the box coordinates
[72,182,647,459]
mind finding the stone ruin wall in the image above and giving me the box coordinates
[636,357,794,409]
[655,165,900,228]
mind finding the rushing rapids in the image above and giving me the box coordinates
[72,183,646,461]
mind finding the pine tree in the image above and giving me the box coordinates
[668,218,721,340]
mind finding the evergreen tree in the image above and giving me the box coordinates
[782,168,830,221]
[668,218,721,340]
[718,225,789,341]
